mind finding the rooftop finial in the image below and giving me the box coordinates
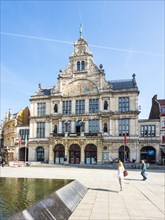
[79,23,83,38]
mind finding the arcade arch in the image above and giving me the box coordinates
[118,145,130,162]
[140,146,156,163]
[54,144,65,164]
[85,144,97,164]
[69,144,80,164]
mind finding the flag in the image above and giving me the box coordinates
[124,132,127,145]
[25,135,28,146]
[18,133,22,145]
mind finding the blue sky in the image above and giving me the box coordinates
[1,1,164,121]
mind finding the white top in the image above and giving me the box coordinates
[118,166,125,178]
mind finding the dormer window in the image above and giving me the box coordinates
[77,61,85,71]
[77,61,80,71]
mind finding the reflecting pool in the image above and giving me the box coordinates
[0,177,72,219]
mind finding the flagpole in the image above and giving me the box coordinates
[25,145,26,162]
[124,131,127,163]
[18,142,20,161]
[25,135,27,163]
[18,132,22,161]
[123,143,125,163]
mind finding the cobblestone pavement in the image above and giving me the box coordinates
[0,166,164,220]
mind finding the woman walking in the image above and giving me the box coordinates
[117,160,125,191]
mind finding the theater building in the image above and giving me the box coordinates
[28,33,140,164]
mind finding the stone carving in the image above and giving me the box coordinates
[63,79,98,96]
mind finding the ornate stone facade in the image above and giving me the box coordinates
[2,107,30,162]
[29,35,142,165]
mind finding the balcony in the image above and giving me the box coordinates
[85,133,98,137]
[52,132,102,138]
[53,133,65,137]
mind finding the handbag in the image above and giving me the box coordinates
[123,170,128,177]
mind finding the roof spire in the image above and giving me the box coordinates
[79,23,83,38]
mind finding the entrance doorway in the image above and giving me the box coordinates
[36,147,44,162]
[19,147,28,161]
[69,144,80,164]
[118,146,130,162]
[54,144,65,164]
[140,146,156,163]
[85,144,97,164]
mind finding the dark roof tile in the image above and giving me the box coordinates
[109,79,137,90]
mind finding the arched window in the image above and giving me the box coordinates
[54,104,58,113]
[104,123,108,132]
[77,61,80,71]
[104,100,108,110]
[81,61,85,70]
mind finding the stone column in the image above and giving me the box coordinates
[64,145,69,164]
[109,119,112,136]
[85,98,89,113]
[97,141,102,164]
[59,100,62,114]
[72,99,75,114]
[99,119,102,133]
[85,120,88,133]
[49,144,54,164]
[59,120,62,133]
[50,119,53,133]
[80,144,85,164]
[99,98,102,111]
[71,120,75,133]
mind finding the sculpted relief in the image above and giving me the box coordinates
[63,79,98,96]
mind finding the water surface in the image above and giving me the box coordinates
[0,177,72,219]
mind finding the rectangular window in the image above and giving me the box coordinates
[148,125,151,136]
[89,99,99,113]
[118,119,129,136]
[140,125,156,137]
[62,121,71,133]
[37,103,46,116]
[144,125,148,136]
[151,125,155,136]
[161,107,165,114]
[62,101,72,115]
[118,97,129,112]
[19,129,29,140]
[141,126,144,137]
[37,122,45,138]
[89,119,99,133]
[76,99,85,114]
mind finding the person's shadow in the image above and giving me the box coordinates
[124,178,142,181]
[88,187,119,193]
